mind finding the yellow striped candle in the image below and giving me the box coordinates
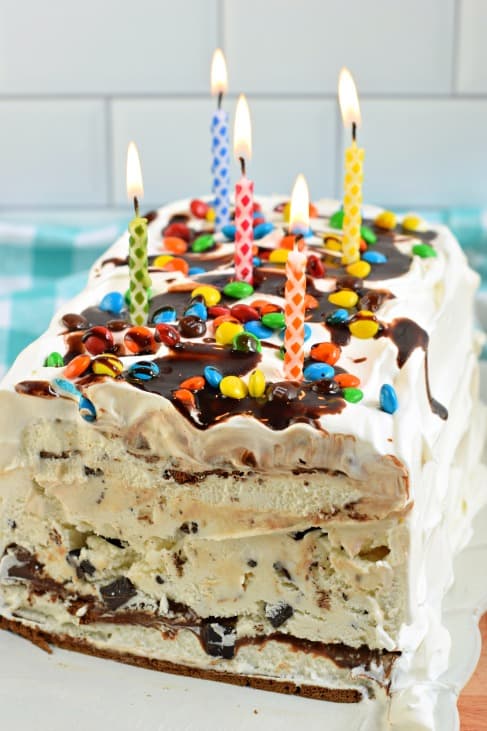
[338,68,363,265]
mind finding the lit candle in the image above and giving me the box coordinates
[284,174,309,381]
[233,94,254,284]
[338,68,364,265]
[211,49,231,232]
[126,141,151,326]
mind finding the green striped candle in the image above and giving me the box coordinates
[126,142,151,326]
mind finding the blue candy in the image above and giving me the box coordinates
[252,210,262,219]
[326,308,349,324]
[253,222,275,239]
[253,256,262,267]
[128,360,160,381]
[380,384,398,414]
[303,363,335,381]
[153,307,177,324]
[362,251,388,264]
[204,365,223,388]
[222,224,236,241]
[188,267,206,276]
[79,395,96,422]
[100,291,125,314]
[244,320,273,339]
[52,378,81,400]
[184,302,207,320]
[279,323,312,342]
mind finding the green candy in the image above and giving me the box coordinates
[233,332,262,353]
[223,281,254,299]
[329,210,344,229]
[412,243,437,259]
[343,387,363,404]
[44,352,64,367]
[360,225,377,245]
[192,233,214,253]
[262,312,286,329]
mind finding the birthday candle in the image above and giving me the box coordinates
[233,94,254,284]
[126,142,151,326]
[284,174,309,381]
[338,68,364,265]
[211,49,231,231]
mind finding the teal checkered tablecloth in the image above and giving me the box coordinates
[0,209,486,378]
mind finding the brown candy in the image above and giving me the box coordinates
[61,313,88,331]
[179,316,207,339]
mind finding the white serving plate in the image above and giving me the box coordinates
[1,369,486,731]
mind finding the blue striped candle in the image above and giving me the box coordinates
[211,49,230,231]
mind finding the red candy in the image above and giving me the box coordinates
[306,254,325,278]
[253,217,265,227]
[164,222,191,241]
[230,304,260,323]
[82,326,114,356]
[208,305,231,319]
[252,202,262,213]
[124,326,156,354]
[190,199,209,219]
[310,342,341,365]
[155,323,180,347]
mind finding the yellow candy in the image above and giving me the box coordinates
[92,354,123,377]
[153,254,174,268]
[323,234,342,251]
[402,213,425,232]
[349,311,379,339]
[374,210,397,230]
[248,369,266,398]
[346,260,371,279]
[220,375,248,399]
[269,248,289,264]
[191,285,221,307]
[328,289,359,309]
[215,321,243,345]
[283,201,291,223]
[205,207,216,222]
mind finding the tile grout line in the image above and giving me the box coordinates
[104,98,114,208]
[0,92,487,101]
[451,0,462,94]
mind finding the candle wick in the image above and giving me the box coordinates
[133,196,140,218]
[352,122,357,142]
[239,156,246,176]
[217,91,223,110]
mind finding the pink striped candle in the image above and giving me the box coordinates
[233,94,254,284]
[284,175,310,381]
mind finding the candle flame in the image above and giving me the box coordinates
[211,48,228,95]
[126,141,144,200]
[289,174,310,236]
[233,94,252,162]
[338,67,361,129]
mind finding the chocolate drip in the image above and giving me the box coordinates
[15,381,57,398]
[126,342,345,430]
[385,318,447,420]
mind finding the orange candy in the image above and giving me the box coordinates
[309,202,318,218]
[310,342,341,365]
[124,326,156,354]
[161,257,189,275]
[281,235,297,250]
[261,302,282,316]
[163,236,188,254]
[64,354,91,379]
[180,376,205,391]
[360,238,367,253]
[334,373,361,388]
[212,315,240,329]
[173,388,195,408]
[304,294,319,310]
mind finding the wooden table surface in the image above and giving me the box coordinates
[459,614,487,730]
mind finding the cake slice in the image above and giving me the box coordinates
[0,197,485,714]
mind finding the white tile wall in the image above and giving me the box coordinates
[0,101,107,206]
[224,0,456,94]
[0,0,486,212]
[456,0,487,93]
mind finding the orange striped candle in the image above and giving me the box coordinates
[284,175,309,381]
